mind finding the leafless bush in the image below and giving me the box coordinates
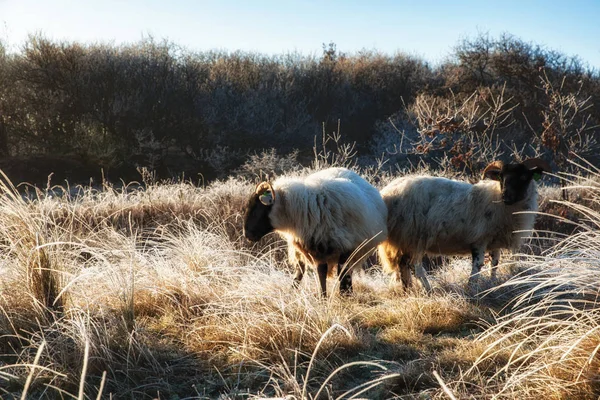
[535,69,600,173]
[234,148,301,180]
[311,121,358,170]
[404,85,519,174]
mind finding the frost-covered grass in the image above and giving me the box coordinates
[0,165,599,399]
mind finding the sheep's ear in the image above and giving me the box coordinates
[255,182,276,206]
[482,161,503,181]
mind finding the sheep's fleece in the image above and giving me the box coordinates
[383,176,538,255]
[262,168,387,269]
[378,168,542,290]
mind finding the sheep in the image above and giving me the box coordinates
[378,158,552,290]
[243,167,387,297]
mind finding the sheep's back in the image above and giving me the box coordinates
[307,167,387,222]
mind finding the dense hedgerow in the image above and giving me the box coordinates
[0,34,598,183]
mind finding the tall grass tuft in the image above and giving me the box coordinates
[0,172,65,319]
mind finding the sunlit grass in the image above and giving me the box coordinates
[0,166,599,398]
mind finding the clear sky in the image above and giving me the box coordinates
[1,0,599,68]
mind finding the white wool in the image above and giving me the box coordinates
[270,167,387,267]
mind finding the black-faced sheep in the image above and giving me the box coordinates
[243,167,387,297]
[378,158,552,290]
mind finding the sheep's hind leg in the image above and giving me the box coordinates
[317,263,328,298]
[337,252,353,295]
[490,249,500,279]
[468,247,485,286]
[399,253,412,289]
[413,261,431,292]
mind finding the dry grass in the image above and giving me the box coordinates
[1,164,600,399]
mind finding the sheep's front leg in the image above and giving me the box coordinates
[317,263,328,298]
[490,249,500,279]
[337,252,352,295]
[468,247,485,285]
[292,259,306,288]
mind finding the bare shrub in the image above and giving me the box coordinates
[404,85,519,174]
[311,121,358,170]
[535,69,600,173]
[234,148,301,180]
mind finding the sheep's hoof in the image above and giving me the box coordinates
[416,280,432,294]
[339,278,353,296]
[467,277,482,292]
[417,286,433,296]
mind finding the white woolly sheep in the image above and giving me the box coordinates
[243,167,387,297]
[378,158,552,290]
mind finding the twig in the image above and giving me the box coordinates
[433,370,457,400]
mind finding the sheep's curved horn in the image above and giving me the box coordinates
[255,181,275,197]
[255,181,276,205]
[523,158,552,172]
[482,161,503,180]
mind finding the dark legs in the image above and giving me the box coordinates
[318,252,353,298]
[298,252,355,297]
[399,253,412,289]
[490,249,500,279]
[317,263,328,298]
[337,252,353,295]
[390,253,430,292]
[468,246,485,286]
[413,261,431,292]
[398,253,430,292]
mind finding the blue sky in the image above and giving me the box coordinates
[1,0,599,68]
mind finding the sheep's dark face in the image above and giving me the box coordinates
[243,183,275,242]
[500,164,540,205]
[484,159,551,205]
